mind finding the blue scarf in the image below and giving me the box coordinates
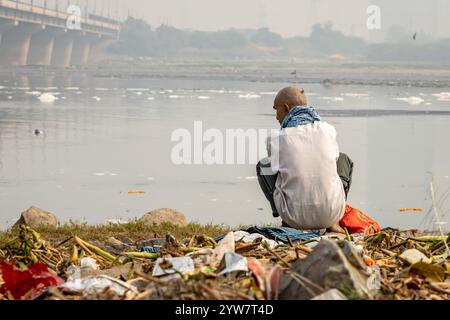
[281,106,321,129]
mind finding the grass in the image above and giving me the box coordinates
[0,220,233,247]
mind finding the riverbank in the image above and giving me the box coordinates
[0,221,230,248]
[1,220,449,300]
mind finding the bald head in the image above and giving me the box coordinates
[273,86,308,124]
[275,86,307,107]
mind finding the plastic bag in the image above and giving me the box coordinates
[0,260,64,300]
[339,204,381,235]
[217,252,248,276]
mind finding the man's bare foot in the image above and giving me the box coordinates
[327,223,346,234]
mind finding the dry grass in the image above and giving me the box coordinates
[0,220,232,247]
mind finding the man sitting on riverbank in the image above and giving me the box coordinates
[257,86,353,233]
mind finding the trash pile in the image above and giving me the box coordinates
[0,225,449,300]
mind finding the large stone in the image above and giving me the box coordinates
[139,208,188,227]
[13,206,59,228]
[278,239,374,300]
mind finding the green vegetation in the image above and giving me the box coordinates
[0,221,231,247]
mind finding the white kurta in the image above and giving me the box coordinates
[268,122,346,229]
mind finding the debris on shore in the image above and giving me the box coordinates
[1,223,448,300]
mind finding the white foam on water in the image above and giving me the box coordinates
[7,96,12,100]
[38,93,57,103]
[26,91,41,96]
[343,93,369,97]
[238,94,261,99]
[109,173,118,176]
[168,95,185,99]
[147,97,155,100]
[197,96,210,100]
[95,88,109,91]
[237,176,257,180]
[320,97,344,102]
[92,96,101,101]
[209,198,218,202]
[206,89,226,94]
[94,173,105,176]
[135,92,143,95]
[127,88,149,92]
[432,92,450,101]
[259,91,277,95]
[39,87,58,90]
[394,96,424,105]
[147,177,154,181]
[65,87,80,90]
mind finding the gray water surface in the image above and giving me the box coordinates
[0,62,449,230]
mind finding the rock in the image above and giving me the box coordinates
[278,239,373,300]
[311,289,348,300]
[13,206,59,228]
[399,249,432,265]
[139,208,188,227]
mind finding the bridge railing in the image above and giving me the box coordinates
[0,0,120,37]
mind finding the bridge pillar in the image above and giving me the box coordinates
[51,31,76,67]
[27,27,61,66]
[0,20,15,44]
[0,22,40,66]
[88,36,115,65]
[71,33,91,66]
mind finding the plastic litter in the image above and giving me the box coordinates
[245,226,320,243]
[0,260,64,300]
[399,249,432,265]
[217,252,248,276]
[1,225,449,300]
[233,231,280,249]
[141,246,161,253]
[152,257,195,279]
[136,238,166,250]
[60,275,137,297]
[212,232,235,264]
[80,257,100,271]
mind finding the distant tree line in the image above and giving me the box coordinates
[108,17,450,62]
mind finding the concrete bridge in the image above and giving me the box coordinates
[0,0,121,67]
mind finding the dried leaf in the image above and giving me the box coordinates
[409,262,445,283]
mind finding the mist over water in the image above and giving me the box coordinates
[0,61,449,230]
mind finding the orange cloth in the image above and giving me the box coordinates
[339,204,381,235]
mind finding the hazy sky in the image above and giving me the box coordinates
[31,0,450,41]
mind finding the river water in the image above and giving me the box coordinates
[0,60,449,230]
